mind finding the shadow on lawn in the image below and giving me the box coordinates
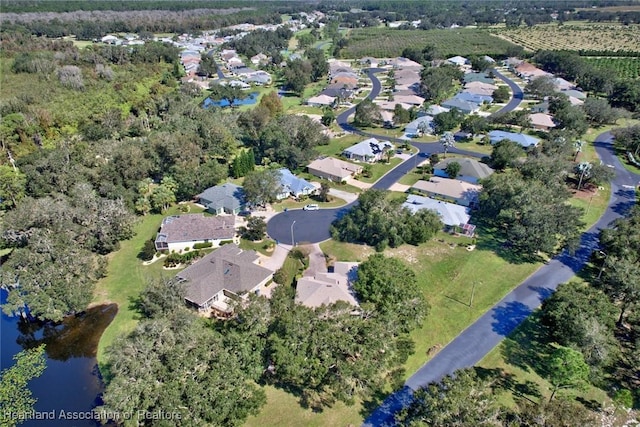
[473,223,544,265]
[500,312,554,380]
[475,367,542,403]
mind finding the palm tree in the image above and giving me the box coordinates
[439,131,455,158]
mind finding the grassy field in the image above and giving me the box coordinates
[341,28,520,59]
[321,230,542,375]
[244,386,363,427]
[92,211,170,364]
[492,23,640,53]
[358,157,403,183]
[478,307,611,409]
[315,134,362,157]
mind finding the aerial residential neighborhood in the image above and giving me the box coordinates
[1,1,639,427]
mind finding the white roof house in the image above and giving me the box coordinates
[343,138,394,163]
[447,56,469,66]
[295,262,360,309]
[405,116,434,136]
[402,194,471,227]
[412,178,482,207]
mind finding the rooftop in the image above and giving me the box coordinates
[156,214,235,245]
[402,194,471,226]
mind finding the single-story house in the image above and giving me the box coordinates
[223,80,250,89]
[529,113,556,131]
[233,66,254,75]
[488,130,540,148]
[434,157,494,184]
[483,55,496,63]
[295,262,360,309]
[375,101,414,112]
[530,100,549,114]
[514,62,551,81]
[380,110,394,127]
[198,183,246,214]
[402,194,474,235]
[329,76,358,89]
[277,168,315,199]
[423,105,450,116]
[250,53,269,65]
[175,243,273,314]
[343,138,394,163]
[329,60,354,75]
[559,89,587,100]
[552,77,574,91]
[244,71,271,85]
[227,57,245,68]
[320,86,354,100]
[463,72,495,85]
[307,94,336,107]
[392,94,426,106]
[405,116,434,136]
[155,214,236,252]
[307,157,363,182]
[455,91,493,105]
[412,178,482,207]
[464,81,498,96]
[390,57,423,69]
[441,98,480,114]
[447,56,469,67]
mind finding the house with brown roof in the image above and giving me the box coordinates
[155,214,237,252]
[295,262,359,309]
[514,62,551,81]
[174,243,273,314]
[529,113,556,131]
[307,157,363,182]
[412,178,482,207]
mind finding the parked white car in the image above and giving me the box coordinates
[303,204,319,211]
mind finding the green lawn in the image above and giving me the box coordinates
[478,306,611,409]
[357,157,403,183]
[568,184,611,231]
[93,211,171,364]
[315,134,362,157]
[321,230,541,376]
[244,386,363,427]
[396,168,426,186]
[239,238,276,257]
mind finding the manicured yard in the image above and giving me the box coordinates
[93,211,170,364]
[239,238,276,257]
[244,386,364,427]
[315,134,362,157]
[396,168,427,186]
[568,184,611,231]
[357,157,403,183]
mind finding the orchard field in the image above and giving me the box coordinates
[583,57,640,79]
[340,28,520,59]
[493,24,640,53]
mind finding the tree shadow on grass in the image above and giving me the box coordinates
[475,367,542,403]
[500,312,554,380]
[473,222,544,265]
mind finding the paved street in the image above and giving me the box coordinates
[363,132,639,426]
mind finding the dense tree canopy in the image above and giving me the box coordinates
[331,189,442,251]
[478,168,583,258]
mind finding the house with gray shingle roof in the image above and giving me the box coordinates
[175,243,273,313]
[277,168,316,200]
[155,214,237,252]
[343,138,394,163]
[434,158,494,184]
[402,194,474,236]
[198,183,246,215]
[441,98,480,114]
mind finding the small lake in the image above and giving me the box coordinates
[1,289,116,426]
[203,91,259,108]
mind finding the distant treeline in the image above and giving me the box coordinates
[1,7,283,39]
[0,0,306,13]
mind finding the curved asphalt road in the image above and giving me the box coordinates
[363,131,639,426]
[267,67,524,244]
